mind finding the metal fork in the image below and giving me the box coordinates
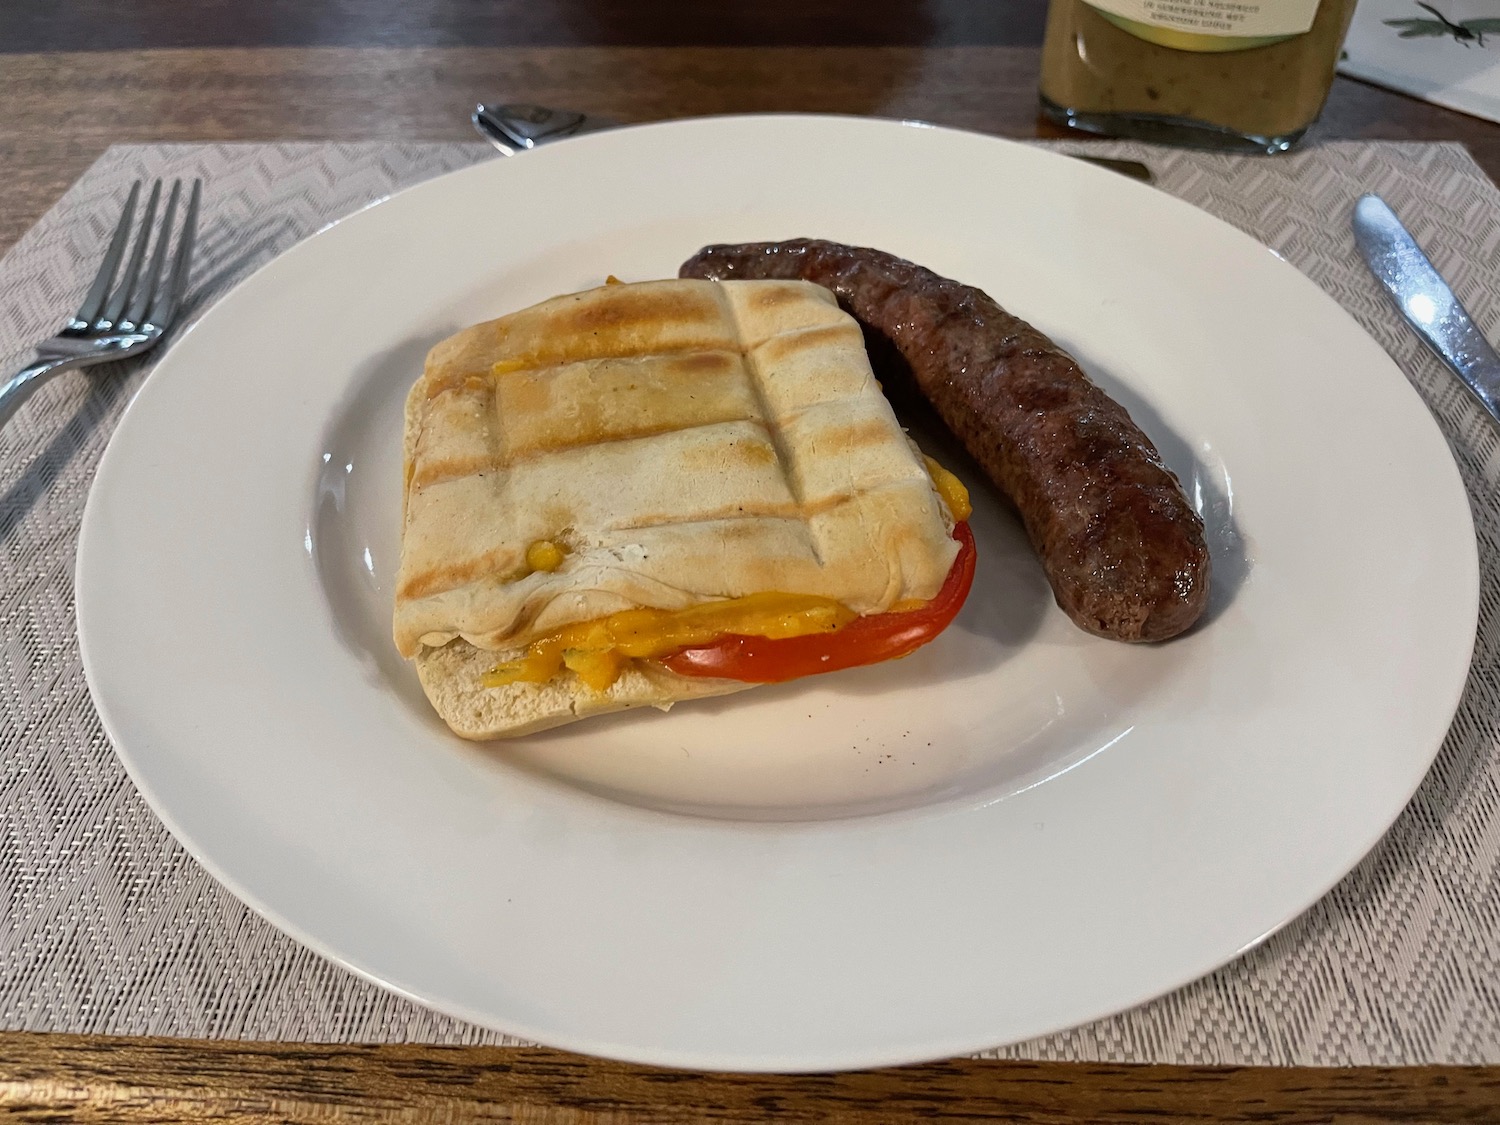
[0,177,202,431]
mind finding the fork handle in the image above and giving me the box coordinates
[0,357,79,431]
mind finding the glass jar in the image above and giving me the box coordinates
[1039,0,1359,154]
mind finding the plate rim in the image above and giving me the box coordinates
[75,113,1481,1071]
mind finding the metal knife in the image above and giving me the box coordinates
[471,103,1155,183]
[471,103,616,155]
[1353,193,1500,427]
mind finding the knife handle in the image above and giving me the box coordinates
[1353,194,1500,427]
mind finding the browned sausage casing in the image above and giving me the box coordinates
[681,239,1210,642]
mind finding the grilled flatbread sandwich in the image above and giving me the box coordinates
[395,277,976,739]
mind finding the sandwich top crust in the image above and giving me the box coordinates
[394,278,959,661]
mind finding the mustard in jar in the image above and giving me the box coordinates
[1039,0,1359,153]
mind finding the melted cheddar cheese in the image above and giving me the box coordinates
[525,539,566,573]
[482,454,972,692]
[924,456,972,522]
[482,592,855,691]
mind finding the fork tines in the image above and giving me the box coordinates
[69,177,202,336]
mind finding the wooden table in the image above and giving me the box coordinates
[6,29,1500,260]
[3,3,1499,1121]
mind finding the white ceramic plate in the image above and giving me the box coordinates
[77,115,1478,1072]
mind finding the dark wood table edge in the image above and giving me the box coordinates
[2,1033,1498,1122]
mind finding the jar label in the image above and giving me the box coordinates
[1085,0,1319,51]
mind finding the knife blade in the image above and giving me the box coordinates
[1352,193,1500,427]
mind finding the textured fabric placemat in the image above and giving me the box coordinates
[1,138,1497,1066]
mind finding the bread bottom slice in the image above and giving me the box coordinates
[414,639,754,739]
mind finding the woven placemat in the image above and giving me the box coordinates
[1,137,1497,1065]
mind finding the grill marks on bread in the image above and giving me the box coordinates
[409,350,756,489]
[393,279,959,657]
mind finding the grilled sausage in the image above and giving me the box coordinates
[681,239,1210,642]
